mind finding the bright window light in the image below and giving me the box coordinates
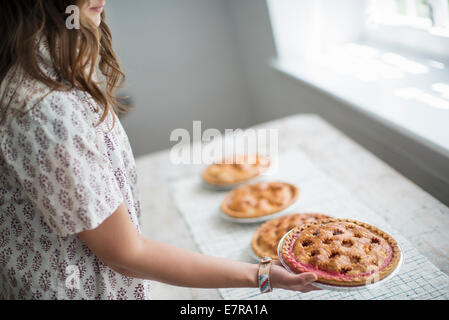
[427,60,446,69]
[367,0,449,36]
[381,53,429,74]
[309,43,436,82]
[432,82,449,99]
[396,87,449,109]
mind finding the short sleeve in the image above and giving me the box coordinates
[1,92,124,236]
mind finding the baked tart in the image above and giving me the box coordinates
[202,154,270,186]
[221,182,299,219]
[280,219,401,286]
[252,213,332,259]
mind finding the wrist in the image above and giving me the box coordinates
[249,263,259,288]
[231,262,260,288]
[269,264,284,289]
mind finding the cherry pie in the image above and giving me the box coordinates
[280,218,401,286]
[221,182,299,219]
[202,154,270,186]
[251,213,332,259]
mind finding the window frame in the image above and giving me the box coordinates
[364,0,449,60]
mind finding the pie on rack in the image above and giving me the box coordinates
[280,218,401,286]
[251,213,332,259]
[221,182,299,219]
[202,154,270,186]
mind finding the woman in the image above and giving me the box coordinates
[0,0,319,300]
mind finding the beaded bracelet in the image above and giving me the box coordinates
[258,257,273,294]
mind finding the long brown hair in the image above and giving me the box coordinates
[0,0,126,126]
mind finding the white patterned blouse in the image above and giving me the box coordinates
[0,39,150,300]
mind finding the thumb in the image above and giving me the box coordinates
[297,272,318,285]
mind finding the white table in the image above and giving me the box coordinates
[135,114,449,300]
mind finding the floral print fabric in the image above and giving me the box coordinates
[0,40,150,299]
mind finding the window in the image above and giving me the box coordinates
[367,0,449,37]
[364,0,449,58]
[267,0,449,153]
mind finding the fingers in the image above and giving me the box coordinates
[297,272,318,286]
[293,272,321,293]
[272,261,322,293]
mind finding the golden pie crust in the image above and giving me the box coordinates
[280,219,401,286]
[251,213,332,259]
[221,182,299,219]
[202,154,270,186]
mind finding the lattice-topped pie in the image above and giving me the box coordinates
[252,213,332,259]
[221,182,299,219]
[280,219,401,286]
[202,154,270,186]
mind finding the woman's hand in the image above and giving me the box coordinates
[270,261,321,293]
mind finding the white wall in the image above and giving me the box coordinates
[107,0,253,156]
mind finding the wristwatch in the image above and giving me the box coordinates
[258,257,273,293]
